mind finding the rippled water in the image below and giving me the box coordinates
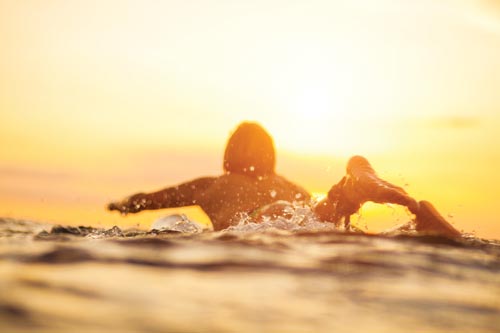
[0,217,499,333]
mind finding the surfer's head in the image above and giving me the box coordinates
[223,122,276,176]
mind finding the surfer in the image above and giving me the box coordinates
[108,122,310,230]
[108,122,461,237]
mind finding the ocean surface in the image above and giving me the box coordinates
[0,215,499,333]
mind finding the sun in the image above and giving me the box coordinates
[254,40,393,157]
[270,81,379,157]
[265,62,351,155]
[267,73,400,157]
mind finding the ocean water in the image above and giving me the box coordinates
[0,214,499,333]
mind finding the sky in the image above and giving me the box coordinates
[1,0,499,237]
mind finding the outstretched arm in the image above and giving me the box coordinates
[315,156,461,238]
[315,156,420,227]
[107,177,216,214]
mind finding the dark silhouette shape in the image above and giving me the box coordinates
[108,123,461,238]
[108,122,310,230]
[314,156,419,227]
[414,201,461,238]
[314,156,460,238]
[223,122,275,176]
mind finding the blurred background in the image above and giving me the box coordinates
[1,0,499,237]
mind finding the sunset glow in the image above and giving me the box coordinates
[1,0,499,237]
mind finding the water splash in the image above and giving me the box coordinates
[151,214,207,233]
[226,202,338,233]
[1,217,499,333]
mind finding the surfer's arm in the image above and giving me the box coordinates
[107,177,216,214]
[367,179,420,214]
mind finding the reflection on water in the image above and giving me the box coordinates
[0,218,499,333]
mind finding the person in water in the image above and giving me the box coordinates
[108,122,310,230]
[108,122,461,237]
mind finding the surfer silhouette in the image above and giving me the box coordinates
[108,122,461,237]
[108,122,310,230]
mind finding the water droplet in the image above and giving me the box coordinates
[270,190,277,198]
[249,166,255,172]
[295,193,302,199]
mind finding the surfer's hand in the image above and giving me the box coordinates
[107,193,146,214]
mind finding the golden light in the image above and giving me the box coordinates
[0,0,499,238]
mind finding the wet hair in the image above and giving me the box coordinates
[223,122,276,176]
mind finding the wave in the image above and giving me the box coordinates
[0,217,499,333]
